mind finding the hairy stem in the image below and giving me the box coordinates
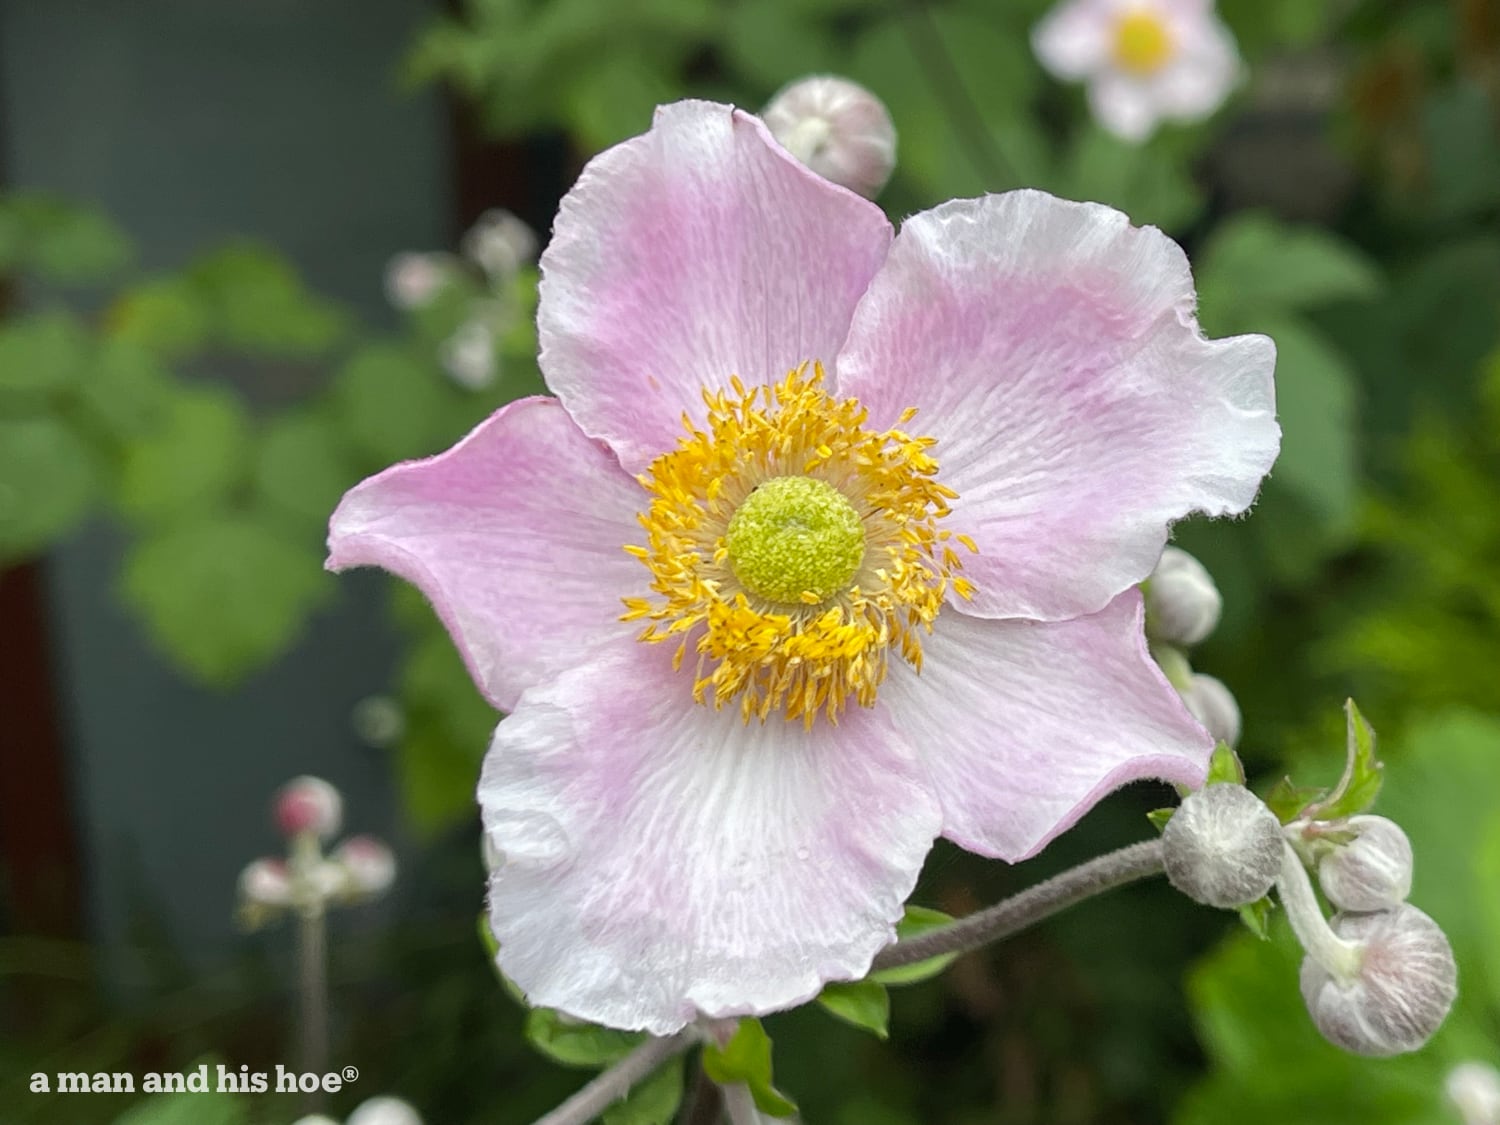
[1275,840,1363,980]
[871,839,1167,972]
[720,1082,762,1125]
[531,1033,697,1125]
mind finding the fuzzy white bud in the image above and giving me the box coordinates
[1162,784,1283,909]
[347,1096,424,1125]
[1181,673,1242,747]
[1317,816,1414,913]
[290,1117,341,1125]
[761,76,897,200]
[274,776,342,841]
[383,252,448,310]
[1145,547,1222,646]
[238,858,291,908]
[334,835,397,900]
[440,320,498,390]
[461,209,537,280]
[1447,1061,1500,1125]
[1299,903,1457,1056]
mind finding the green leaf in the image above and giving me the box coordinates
[1147,807,1175,833]
[252,408,357,532]
[120,515,329,683]
[0,312,90,408]
[702,1019,798,1117]
[1205,743,1245,786]
[1196,215,1381,332]
[188,243,348,358]
[0,193,135,283]
[601,1055,685,1125]
[525,1008,645,1069]
[74,339,177,440]
[818,979,890,1038]
[117,386,251,525]
[871,904,958,986]
[1236,896,1274,941]
[1310,699,1383,821]
[107,277,212,359]
[1263,777,1325,824]
[332,344,459,466]
[1054,126,1203,230]
[0,416,99,560]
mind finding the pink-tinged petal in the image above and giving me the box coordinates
[884,590,1211,860]
[1032,0,1116,80]
[1088,73,1163,141]
[538,99,893,473]
[327,397,643,712]
[837,190,1279,622]
[479,637,941,1034]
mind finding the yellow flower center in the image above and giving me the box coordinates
[622,363,976,727]
[1113,10,1174,76]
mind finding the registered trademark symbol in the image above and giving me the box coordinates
[342,1066,359,1082]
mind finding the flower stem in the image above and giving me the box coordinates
[721,1082,762,1125]
[1275,840,1363,981]
[870,839,1167,972]
[530,1033,697,1125]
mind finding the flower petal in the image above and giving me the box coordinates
[883,591,1212,860]
[837,190,1279,622]
[479,637,941,1033]
[1089,73,1164,141]
[327,397,643,712]
[537,99,893,472]
[1150,15,1240,120]
[1032,0,1116,80]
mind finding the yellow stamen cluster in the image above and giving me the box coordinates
[621,363,976,726]
[1113,10,1174,76]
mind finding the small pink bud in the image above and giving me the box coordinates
[1162,784,1282,909]
[334,835,397,899]
[238,858,291,908]
[1145,547,1222,646]
[1181,673,1242,748]
[1300,903,1457,1056]
[384,252,448,310]
[346,1096,424,1125]
[1317,816,1413,913]
[761,76,897,200]
[274,776,343,840]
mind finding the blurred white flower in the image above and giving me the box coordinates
[1449,1062,1500,1125]
[462,209,538,281]
[761,75,897,199]
[346,1096,424,1125]
[440,319,498,391]
[384,252,450,310]
[1033,0,1240,142]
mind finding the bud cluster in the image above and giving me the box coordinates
[383,207,540,392]
[1143,547,1241,747]
[1281,813,1455,1056]
[236,776,397,932]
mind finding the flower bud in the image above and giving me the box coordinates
[334,835,397,900]
[347,1096,424,1125]
[1180,673,1241,747]
[1317,816,1413,913]
[761,76,897,200]
[383,252,448,310]
[1162,784,1282,909]
[440,320,498,390]
[274,776,343,840]
[1447,1061,1500,1125]
[1145,547,1222,646]
[1299,903,1457,1057]
[238,857,291,907]
[290,1117,341,1125]
[461,208,537,280]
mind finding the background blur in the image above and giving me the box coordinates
[2,1,1498,1123]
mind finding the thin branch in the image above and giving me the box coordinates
[871,839,1167,972]
[531,1032,697,1125]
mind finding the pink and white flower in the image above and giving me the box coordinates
[1033,0,1241,142]
[326,100,1278,1033]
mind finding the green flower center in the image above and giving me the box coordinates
[725,475,866,606]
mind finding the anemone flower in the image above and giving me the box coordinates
[1034,0,1241,142]
[327,99,1278,1033]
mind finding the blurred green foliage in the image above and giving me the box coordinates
[6,0,1500,1122]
